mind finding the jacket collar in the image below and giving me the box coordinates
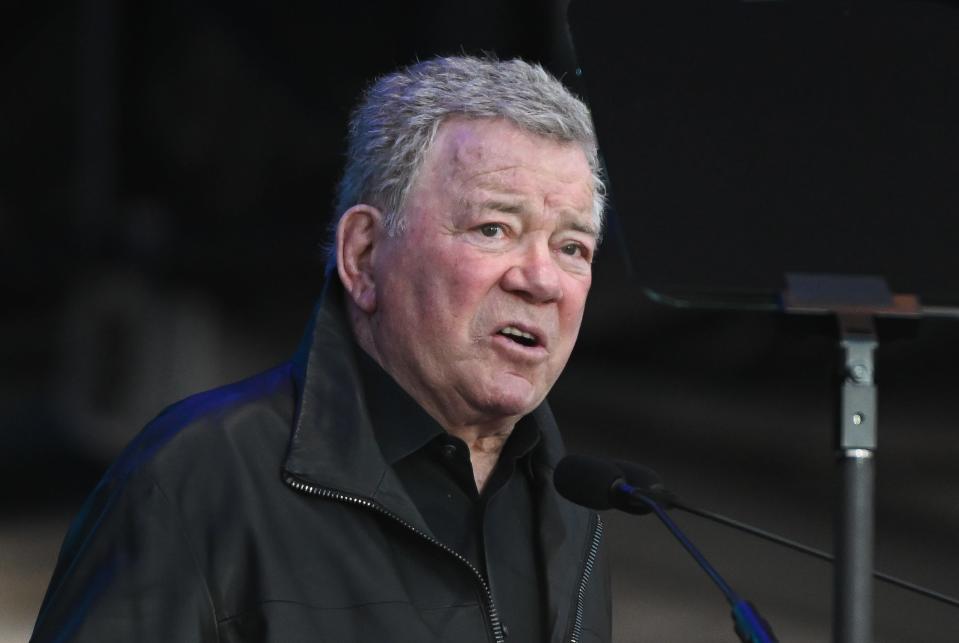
[282,278,597,639]
[283,279,428,527]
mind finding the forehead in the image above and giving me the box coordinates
[423,117,595,212]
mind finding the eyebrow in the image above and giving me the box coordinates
[569,220,600,238]
[480,198,525,215]
[478,198,599,238]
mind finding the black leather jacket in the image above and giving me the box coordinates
[31,287,611,643]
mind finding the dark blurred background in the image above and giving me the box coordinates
[2,1,958,641]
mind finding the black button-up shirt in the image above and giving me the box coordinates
[356,346,546,642]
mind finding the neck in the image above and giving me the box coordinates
[446,425,515,493]
[348,302,520,493]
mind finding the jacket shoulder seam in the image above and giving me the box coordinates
[147,474,222,642]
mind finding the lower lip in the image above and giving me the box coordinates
[492,333,549,361]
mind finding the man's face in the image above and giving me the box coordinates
[368,117,597,429]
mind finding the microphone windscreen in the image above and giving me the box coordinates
[554,455,624,510]
[614,460,665,491]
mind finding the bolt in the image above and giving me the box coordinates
[850,363,870,383]
[853,413,864,426]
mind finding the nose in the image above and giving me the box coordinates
[500,241,563,303]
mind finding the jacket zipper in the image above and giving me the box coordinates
[284,475,506,643]
[567,514,604,643]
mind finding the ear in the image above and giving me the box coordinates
[336,204,383,314]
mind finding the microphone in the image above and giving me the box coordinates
[613,459,680,510]
[554,455,779,643]
[552,454,624,511]
[552,454,675,515]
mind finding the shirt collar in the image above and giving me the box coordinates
[353,342,446,465]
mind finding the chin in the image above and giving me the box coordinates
[477,381,545,419]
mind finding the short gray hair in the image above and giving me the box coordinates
[326,55,605,267]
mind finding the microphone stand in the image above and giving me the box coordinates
[782,274,923,643]
[627,488,778,643]
[834,313,878,643]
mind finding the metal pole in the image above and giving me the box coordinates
[833,314,877,643]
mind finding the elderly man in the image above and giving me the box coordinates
[32,56,610,643]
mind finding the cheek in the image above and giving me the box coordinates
[561,278,591,319]
[406,264,482,331]
[443,257,502,302]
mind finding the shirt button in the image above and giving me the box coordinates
[440,443,458,459]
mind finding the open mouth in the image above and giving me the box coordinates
[498,325,539,348]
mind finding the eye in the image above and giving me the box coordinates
[479,223,505,238]
[560,243,589,260]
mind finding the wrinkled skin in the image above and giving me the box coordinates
[339,116,598,448]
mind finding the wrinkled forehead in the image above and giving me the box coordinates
[434,116,588,168]
[426,117,596,216]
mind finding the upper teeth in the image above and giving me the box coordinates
[501,326,535,342]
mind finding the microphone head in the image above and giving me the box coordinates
[615,460,678,509]
[553,455,625,511]
[614,460,665,491]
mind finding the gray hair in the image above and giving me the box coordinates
[326,55,605,267]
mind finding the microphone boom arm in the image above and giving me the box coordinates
[673,500,959,609]
[625,485,779,643]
